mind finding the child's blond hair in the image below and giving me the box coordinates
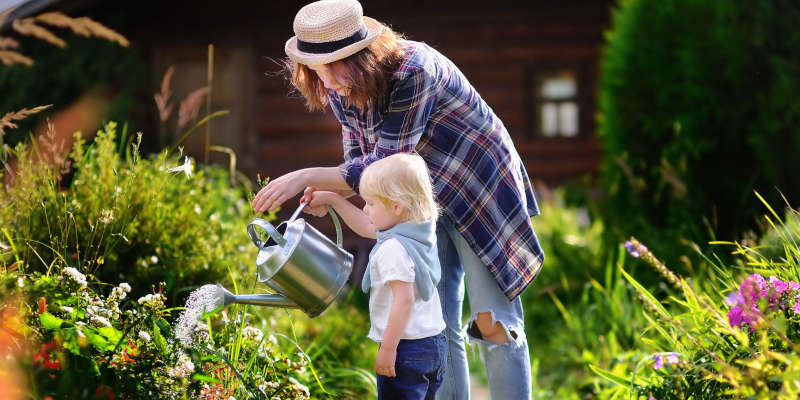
[359,153,439,223]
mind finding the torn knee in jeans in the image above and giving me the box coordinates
[468,312,519,345]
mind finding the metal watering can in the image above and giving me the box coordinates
[213,202,354,317]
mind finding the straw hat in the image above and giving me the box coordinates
[285,0,384,66]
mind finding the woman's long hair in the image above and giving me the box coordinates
[284,23,405,112]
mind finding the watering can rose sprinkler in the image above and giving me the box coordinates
[212,202,354,317]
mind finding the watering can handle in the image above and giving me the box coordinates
[248,219,285,248]
[292,202,342,245]
[327,206,343,247]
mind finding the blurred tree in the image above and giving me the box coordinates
[597,0,800,267]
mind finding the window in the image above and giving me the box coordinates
[538,71,579,138]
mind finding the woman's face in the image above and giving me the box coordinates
[307,63,350,96]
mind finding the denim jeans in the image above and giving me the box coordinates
[435,216,532,400]
[377,331,447,400]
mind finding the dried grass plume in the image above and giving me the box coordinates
[1,11,129,66]
[154,66,175,122]
[178,87,210,129]
[0,105,53,137]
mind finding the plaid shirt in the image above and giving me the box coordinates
[331,41,544,300]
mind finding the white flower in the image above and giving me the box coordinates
[60,306,74,314]
[119,283,131,293]
[110,286,127,301]
[167,354,195,378]
[99,209,114,224]
[242,326,263,342]
[167,156,193,179]
[137,293,166,310]
[16,277,24,288]
[194,204,202,214]
[138,331,151,342]
[288,377,310,397]
[61,267,87,287]
[150,255,158,264]
[91,315,112,328]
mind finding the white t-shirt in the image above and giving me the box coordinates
[366,238,446,342]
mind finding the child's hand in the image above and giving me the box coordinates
[375,346,397,377]
[301,187,339,217]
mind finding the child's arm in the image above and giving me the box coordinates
[306,191,377,239]
[375,280,414,377]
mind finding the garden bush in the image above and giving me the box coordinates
[0,121,258,304]
[0,120,377,398]
[597,0,800,268]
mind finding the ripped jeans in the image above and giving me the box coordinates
[435,216,531,400]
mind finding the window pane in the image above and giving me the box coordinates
[542,103,558,137]
[541,76,576,100]
[559,102,578,137]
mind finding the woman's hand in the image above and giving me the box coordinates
[375,346,397,377]
[252,169,308,213]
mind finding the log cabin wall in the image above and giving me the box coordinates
[251,0,613,190]
[42,0,613,273]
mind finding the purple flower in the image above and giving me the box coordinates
[665,352,679,364]
[728,306,744,328]
[625,241,641,258]
[790,281,800,292]
[653,354,664,370]
[768,276,789,295]
[648,396,657,400]
[740,274,768,303]
[652,352,679,370]
[725,291,744,306]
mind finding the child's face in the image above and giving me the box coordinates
[361,190,406,232]
[307,63,350,96]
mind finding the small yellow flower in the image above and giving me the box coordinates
[96,256,104,265]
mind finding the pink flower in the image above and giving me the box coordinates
[793,296,800,315]
[740,274,767,303]
[728,306,744,328]
[769,276,789,295]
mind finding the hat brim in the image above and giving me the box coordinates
[285,17,383,66]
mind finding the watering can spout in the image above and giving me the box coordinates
[214,285,299,309]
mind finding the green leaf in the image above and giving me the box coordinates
[155,317,173,339]
[39,312,64,330]
[191,373,222,384]
[98,326,123,344]
[153,322,168,355]
[60,329,82,355]
[618,265,670,318]
[84,328,112,351]
[589,364,633,387]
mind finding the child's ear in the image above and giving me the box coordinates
[391,203,406,217]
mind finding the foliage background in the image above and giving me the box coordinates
[597,0,800,270]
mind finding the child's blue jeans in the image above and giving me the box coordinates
[377,331,447,400]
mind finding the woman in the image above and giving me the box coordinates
[252,1,545,398]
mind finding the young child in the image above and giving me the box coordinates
[302,153,446,399]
